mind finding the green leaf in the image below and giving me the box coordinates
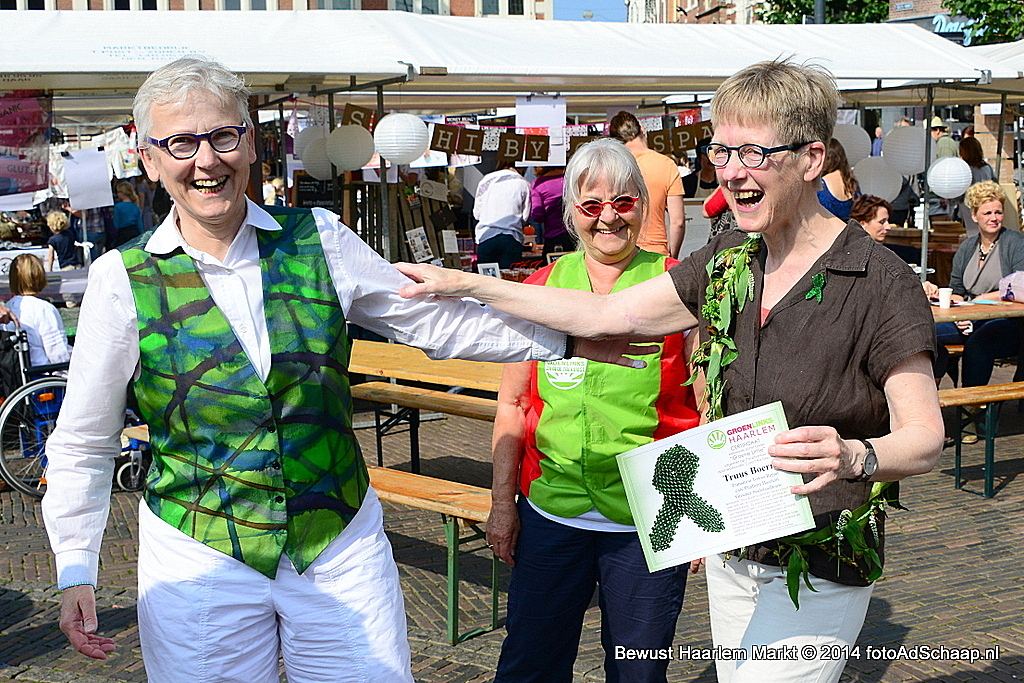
[787,551,803,610]
[720,289,732,333]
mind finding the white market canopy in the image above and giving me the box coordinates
[1,11,1018,118]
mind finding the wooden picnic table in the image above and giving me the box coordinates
[932,300,1024,324]
[349,340,502,392]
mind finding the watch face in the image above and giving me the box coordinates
[864,451,879,476]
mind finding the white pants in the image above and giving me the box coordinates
[706,555,873,683]
[137,488,412,683]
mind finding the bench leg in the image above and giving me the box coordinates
[444,514,460,646]
[374,408,384,468]
[984,406,999,498]
[954,407,964,489]
[490,551,499,632]
[410,409,421,474]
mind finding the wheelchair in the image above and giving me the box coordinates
[0,322,150,499]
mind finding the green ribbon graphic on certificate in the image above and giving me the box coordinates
[650,445,725,551]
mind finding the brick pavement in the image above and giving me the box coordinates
[2,384,1023,682]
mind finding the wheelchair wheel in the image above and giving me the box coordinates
[0,377,67,499]
[115,455,146,492]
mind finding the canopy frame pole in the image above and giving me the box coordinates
[277,101,288,195]
[996,92,1008,183]
[377,85,391,262]
[920,86,934,282]
[328,92,340,214]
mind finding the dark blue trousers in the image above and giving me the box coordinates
[495,499,687,683]
[476,234,523,269]
[934,318,1021,386]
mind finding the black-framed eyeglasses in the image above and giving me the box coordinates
[704,141,812,169]
[146,125,248,160]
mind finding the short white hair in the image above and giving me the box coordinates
[562,138,649,237]
[134,56,253,144]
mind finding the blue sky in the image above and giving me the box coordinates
[553,0,627,22]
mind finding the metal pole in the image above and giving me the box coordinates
[328,93,340,215]
[814,0,825,23]
[277,102,288,202]
[920,86,934,282]
[996,92,1008,183]
[377,85,391,261]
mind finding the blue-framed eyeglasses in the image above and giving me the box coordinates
[146,125,248,160]
[704,141,813,169]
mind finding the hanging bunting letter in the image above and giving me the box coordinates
[341,103,376,131]
[431,123,461,153]
[455,127,484,156]
[672,125,696,152]
[497,132,526,164]
[523,135,550,163]
[647,129,672,155]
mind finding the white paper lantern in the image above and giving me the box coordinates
[302,138,335,181]
[294,125,327,161]
[374,113,429,165]
[883,126,926,175]
[326,125,375,171]
[853,157,903,202]
[832,124,871,165]
[927,157,973,199]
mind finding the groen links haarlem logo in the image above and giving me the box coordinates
[707,430,727,449]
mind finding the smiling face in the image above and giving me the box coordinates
[862,207,890,243]
[712,121,823,237]
[973,199,1004,239]
[139,92,256,240]
[572,172,643,265]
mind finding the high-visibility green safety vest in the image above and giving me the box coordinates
[521,250,700,525]
[121,207,366,578]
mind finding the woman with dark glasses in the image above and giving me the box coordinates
[486,137,701,682]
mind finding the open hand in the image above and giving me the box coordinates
[395,262,469,299]
[59,585,115,660]
[768,426,858,495]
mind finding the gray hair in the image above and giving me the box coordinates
[134,57,253,144]
[562,138,649,237]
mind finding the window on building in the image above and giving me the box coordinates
[507,0,523,13]
[27,0,45,8]
[421,0,438,13]
[394,0,413,9]
[223,0,241,8]
[251,0,267,7]
[113,0,130,9]
[0,0,16,9]
[481,0,498,14]
[142,0,158,8]
[318,0,355,7]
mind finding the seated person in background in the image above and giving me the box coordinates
[927,181,1024,390]
[851,195,918,264]
[6,254,71,367]
[817,138,858,220]
[46,210,82,271]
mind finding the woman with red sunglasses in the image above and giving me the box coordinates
[484,138,701,682]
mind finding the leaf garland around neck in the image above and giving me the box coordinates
[685,234,762,421]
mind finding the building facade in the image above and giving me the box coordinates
[0,0,550,18]
[625,0,754,24]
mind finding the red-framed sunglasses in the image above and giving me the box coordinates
[574,195,639,218]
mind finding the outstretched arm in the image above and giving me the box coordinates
[396,263,698,339]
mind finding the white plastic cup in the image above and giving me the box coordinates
[938,287,953,309]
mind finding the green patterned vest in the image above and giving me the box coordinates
[121,207,367,578]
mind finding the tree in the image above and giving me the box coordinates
[942,0,1024,45]
[755,0,889,24]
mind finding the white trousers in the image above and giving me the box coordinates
[706,555,873,683]
[136,488,412,683]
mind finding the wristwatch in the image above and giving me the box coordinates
[851,439,878,482]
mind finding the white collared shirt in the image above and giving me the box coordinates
[42,200,565,589]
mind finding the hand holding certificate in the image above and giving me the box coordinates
[617,402,813,572]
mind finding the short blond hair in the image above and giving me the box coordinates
[711,59,839,147]
[9,254,47,296]
[964,181,1006,213]
[46,210,69,234]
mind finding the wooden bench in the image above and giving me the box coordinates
[352,382,497,474]
[938,382,1024,497]
[367,466,497,645]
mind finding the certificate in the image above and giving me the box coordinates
[617,402,813,572]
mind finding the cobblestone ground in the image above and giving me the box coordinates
[2,374,1023,682]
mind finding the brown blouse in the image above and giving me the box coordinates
[670,221,935,585]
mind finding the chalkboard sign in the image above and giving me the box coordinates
[292,170,334,209]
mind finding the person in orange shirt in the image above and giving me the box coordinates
[609,111,685,257]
